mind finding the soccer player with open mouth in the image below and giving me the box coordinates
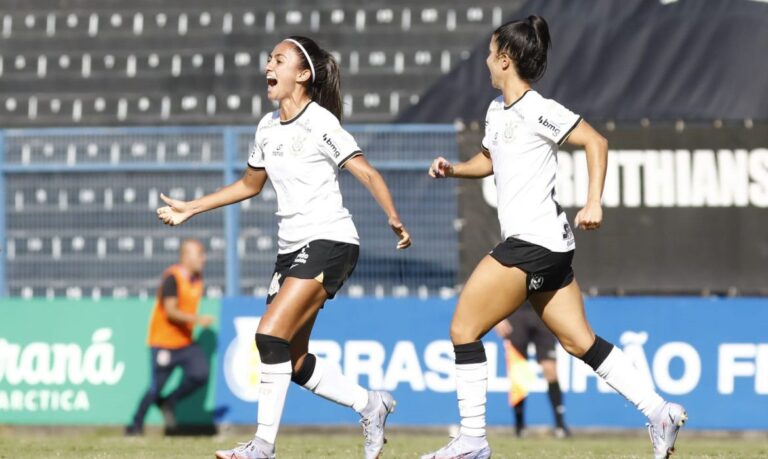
[422,16,686,459]
[156,35,411,459]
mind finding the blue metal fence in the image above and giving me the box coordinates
[0,125,460,299]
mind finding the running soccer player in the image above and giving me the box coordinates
[156,36,411,459]
[422,16,686,459]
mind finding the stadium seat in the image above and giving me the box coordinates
[0,1,514,126]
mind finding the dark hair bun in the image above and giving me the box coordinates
[493,15,551,82]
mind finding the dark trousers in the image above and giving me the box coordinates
[130,343,209,427]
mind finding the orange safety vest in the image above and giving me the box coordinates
[147,264,203,349]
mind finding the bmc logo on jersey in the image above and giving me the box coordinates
[322,133,341,158]
[538,116,561,137]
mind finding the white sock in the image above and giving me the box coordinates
[456,362,488,438]
[595,346,665,419]
[255,361,292,444]
[301,357,370,414]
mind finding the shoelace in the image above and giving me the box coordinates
[233,440,254,452]
[360,417,373,445]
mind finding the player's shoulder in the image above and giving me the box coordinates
[256,110,280,133]
[518,90,569,117]
[486,95,505,114]
[305,101,341,127]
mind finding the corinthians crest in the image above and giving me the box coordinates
[503,120,517,143]
[291,134,306,154]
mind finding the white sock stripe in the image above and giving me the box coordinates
[261,361,293,374]
[458,404,486,417]
[455,362,488,370]
[460,417,487,428]
[459,426,486,437]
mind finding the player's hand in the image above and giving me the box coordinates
[157,193,194,226]
[389,217,412,250]
[428,156,453,178]
[494,320,513,339]
[196,315,215,327]
[574,201,603,231]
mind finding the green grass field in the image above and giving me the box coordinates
[1,429,766,458]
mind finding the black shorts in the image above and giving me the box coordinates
[489,237,574,295]
[505,303,557,362]
[266,239,359,304]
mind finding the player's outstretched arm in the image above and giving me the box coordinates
[428,151,493,179]
[157,168,268,226]
[343,155,412,250]
[565,120,608,231]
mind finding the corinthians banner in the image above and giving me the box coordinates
[456,125,768,295]
[0,298,219,424]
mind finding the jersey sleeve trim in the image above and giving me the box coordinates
[247,164,266,170]
[557,117,583,146]
[481,142,490,152]
[338,150,363,168]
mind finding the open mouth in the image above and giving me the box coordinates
[266,76,278,88]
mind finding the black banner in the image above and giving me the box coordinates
[457,125,768,295]
[400,0,768,123]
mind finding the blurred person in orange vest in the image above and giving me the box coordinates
[125,239,214,436]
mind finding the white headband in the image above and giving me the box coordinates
[284,38,316,82]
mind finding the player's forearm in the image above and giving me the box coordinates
[362,170,401,220]
[449,152,493,179]
[189,179,257,216]
[584,137,608,204]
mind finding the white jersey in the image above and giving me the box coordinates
[481,90,582,252]
[248,102,362,254]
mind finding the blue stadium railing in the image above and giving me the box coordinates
[0,125,460,299]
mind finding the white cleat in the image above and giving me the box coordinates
[214,436,275,459]
[420,434,492,459]
[361,391,396,459]
[647,402,688,459]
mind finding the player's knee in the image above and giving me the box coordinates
[255,333,291,364]
[449,321,482,345]
[559,338,591,358]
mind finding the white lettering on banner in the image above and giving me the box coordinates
[482,148,768,208]
[718,344,768,395]
[0,328,124,387]
[653,342,701,395]
[343,341,386,389]
[383,341,425,390]
[222,318,765,400]
[0,389,89,412]
[423,340,455,393]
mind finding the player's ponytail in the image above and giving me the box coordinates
[493,15,551,82]
[286,35,343,121]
